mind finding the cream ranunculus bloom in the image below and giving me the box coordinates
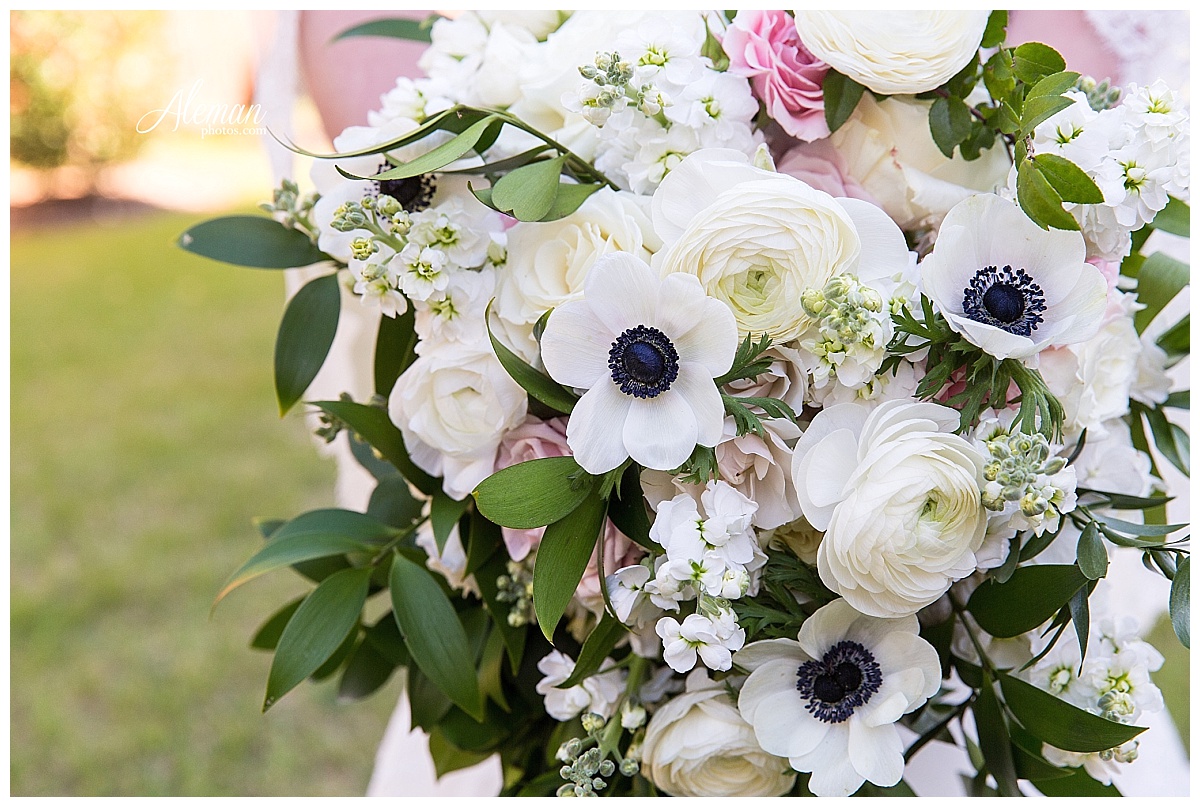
[642,668,795,797]
[651,148,911,342]
[792,399,988,618]
[793,11,989,95]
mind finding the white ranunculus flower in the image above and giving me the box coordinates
[793,11,989,95]
[920,194,1108,361]
[540,252,737,473]
[830,93,1012,230]
[792,400,988,618]
[495,189,661,328]
[388,342,527,500]
[736,598,940,797]
[652,148,911,342]
[642,668,795,797]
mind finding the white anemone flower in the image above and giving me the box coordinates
[540,252,738,473]
[920,194,1108,361]
[735,599,940,797]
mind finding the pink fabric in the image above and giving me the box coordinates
[723,10,830,142]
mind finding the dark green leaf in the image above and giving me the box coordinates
[333,15,441,44]
[274,273,340,415]
[1017,159,1079,231]
[217,509,396,604]
[474,548,527,673]
[1170,555,1189,648]
[538,182,604,222]
[464,509,501,577]
[310,628,359,681]
[606,463,653,550]
[1034,766,1122,796]
[968,564,1089,637]
[287,106,491,161]
[408,665,453,730]
[533,490,606,640]
[490,157,566,221]
[854,780,917,796]
[344,115,501,182]
[1134,251,1189,332]
[428,727,494,777]
[362,612,410,667]
[1078,488,1173,510]
[998,672,1146,752]
[1095,511,1187,537]
[946,54,980,98]
[289,553,352,585]
[178,215,329,269]
[478,626,511,712]
[1067,584,1090,662]
[431,491,470,554]
[473,456,595,530]
[929,96,973,159]
[438,703,509,752]
[250,597,304,650]
[823,70,865,133]
[312,399,438,495]
[374,305,417,397]
[337,636,398,702]
[1156,315,1189,358]
[1075,522,1108,579]
[1152,195,1190,237]
[993,533,1021,584]
[1025,71,1082,100]
[1164,389,1190,410]
[1020,94,1075,136]
[974,672,1020,797]
[390,553,484,720]
[1012,42,1066,84]
[556,615,625,689]
[264,567,371,710]
[485,305,577,414]
[981,10,1008,48]
[983,51,1016,107]
[349,431,399,481]
[366,475,423,529]
[1032,154,1104,204]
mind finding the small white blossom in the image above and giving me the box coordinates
[535,650,625,721]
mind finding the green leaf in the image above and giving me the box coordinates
[1142,404,1189,477]
[983,51,1016,107]
[250,597,304,650]
[366,475,423,529]
[178,215,329,269]
[1170,555,1189,648]
[361,612,410,667]
[974,672,1020,797]
[473,456,595,530]
[1020,93,1074,137]
[312,400,438,495]
[1067,584,1090,662]
[1012,42,1066,84]
[333,15,441,44]
[264,567,371,710]
[344,115,501,182]
[1078,488,1173,510]
[374,305,417,397]
[929,96,972,159]
[1152,195,1190,237]
[477,627,511,713]
[1034,766,1121,796]
[606,463,653,550]
[1094,512,1187,537]
[1017,159,1079,231]
[337,636,398,702]
[1025,71,1082,100]
[474,548,527,673]
[533,490,607,640]
[1163,389,1189,410]
[408,665,452,730]
[1032,154,1104,204]
[438,703,509,752]
[310,628,359,681]
[967,564,1089,637]
[538,182,603,222]
[431,491,470,554]
[490,157,566,221]
[556,615,625,689]
[485,304,577,414]
[290,106,492,161]
[428,727,494,778]
[1134,251,1189,333]
[823,70,865,133]
[217,509,396,604]
[464,509,502,577]
[274,273,340,415]
[992,533,1021,584]
[700,19,729,71]
[998,672,1147,752]
[1075,522,1108,579]
[389,553,484,720]
[1156,315,1189,358]
[981,10,1008,48]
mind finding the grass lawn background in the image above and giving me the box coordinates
[9,207,1189,795]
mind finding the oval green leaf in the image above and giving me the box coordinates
[967,564,1088,638]
[823,70,865,133]
[998,671,1146,753]
[275,273,340,415]
[333,15,440,43]
[1017,159,1079,231]
[974,673,1020,796]
[374,304,417,397]
[431,490,470,554]
[1075,522,1108,580]
[556,614,625,690]
[344,115,500,182]
[485,304,578,415]
[1033,154,1104,204]
[1170,555,1189,648]
[473,456,595,529]
[1012,42,1066,84]
[533,491,607,641]
[337,636,399,702]
[250,597,304,650]
[264,566,371,710]
[178,215,329,269]
[389,553,484,720]
[1151,196,1190,237]
[491,156,566,221]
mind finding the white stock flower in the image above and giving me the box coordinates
[413,267,495,345]
[920,194,1108,361]
[736,598,940,796]
[414,518,476,595]
[657,609,746,673]
[540,252,737,473]
[793,11,989,95]
[652,148,912,342]
[535,650,625,721]
[641,668,795,797]
[388,343,527,499]
[792,400,988,618]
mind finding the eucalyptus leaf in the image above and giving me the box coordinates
[178,215,329,269]
[390,553,484,720]
[342,115,500,182]
[312,399,438,495]
[967,564,1089,637]
[1094,512,1187,537]
[823,70,865,133]
[474,456,595,530]
[264,567,371,710]
[1032,154,1104,204]
[533,491,607,640]
[274,273,340,415]
[998,672,1146,752]
[1170,555,1189,648]
[490,157,566,221]
[1075,522,1108,579]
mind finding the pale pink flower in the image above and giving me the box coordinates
[775,139,877,204]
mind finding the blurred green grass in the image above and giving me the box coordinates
[10,208,403,795]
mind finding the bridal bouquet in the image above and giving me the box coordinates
[181,11,1190,797]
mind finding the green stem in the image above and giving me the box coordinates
[491,109,620,190]
[369,516,428,566]
[948,594,999,678]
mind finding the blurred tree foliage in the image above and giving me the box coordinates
[10,11,169,179]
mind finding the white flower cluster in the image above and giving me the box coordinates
[1027,82,1190,262]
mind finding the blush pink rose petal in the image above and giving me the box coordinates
[723,9,830,142]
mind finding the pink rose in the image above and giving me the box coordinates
[775,139,878,204]
[723,9,830,142]
[574,520,645,617]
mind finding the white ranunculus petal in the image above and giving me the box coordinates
[566,380,634,473]
[540,301,617,389]
[651,149,759,243]
[624,389,698,471]
[836,197,914,293]
[848,720,905,786]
